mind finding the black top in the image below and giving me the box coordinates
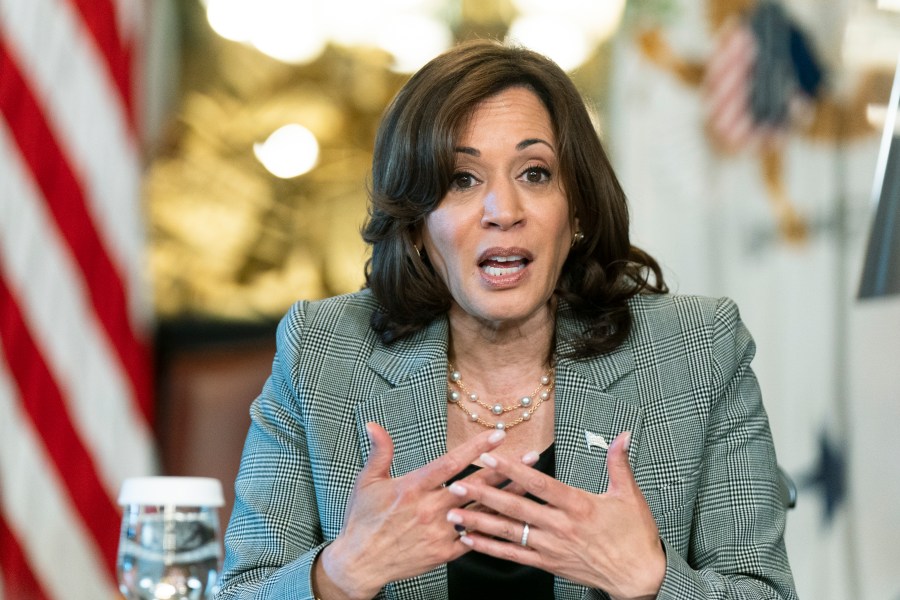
[446,444,555,599]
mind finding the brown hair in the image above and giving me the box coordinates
[362,39,666,357]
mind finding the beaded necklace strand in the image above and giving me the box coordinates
[447,363,554,431]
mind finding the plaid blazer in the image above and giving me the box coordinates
[217,290,797,600]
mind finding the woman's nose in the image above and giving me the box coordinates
[480,184,524,230]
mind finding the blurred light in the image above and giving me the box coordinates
[250,0,327,64]
[207,0,326,64]
[584,0,627,43]
[376,14,453,73]
[878,0,900,12]
[320,1,383,47]
[511,0,542,13]
[205,0,256,42]
[253,124,320,179]
[321,0,449,58]
[390,0,444,10]
[205,0,626,70]
[512,0,626,43]
[506,15,591,72]
[154,583,177,600]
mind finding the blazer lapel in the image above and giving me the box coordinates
[553,309,644,600]
[553,307,644,494]
[553,359,644,496]
[356,315,450,477]
[354,317,452,600]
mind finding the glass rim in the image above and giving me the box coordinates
[118,476,224,507]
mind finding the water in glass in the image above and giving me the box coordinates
[117,477,224,600]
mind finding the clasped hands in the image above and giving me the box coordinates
[314,423,665,600]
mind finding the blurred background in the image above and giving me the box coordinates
[1,0,899,598]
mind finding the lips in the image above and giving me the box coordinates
[478,248,532,279]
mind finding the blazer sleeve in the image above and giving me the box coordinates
[216,301,326,600]
[656,298,797,599]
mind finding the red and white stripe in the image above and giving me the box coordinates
[702,17,760,154]
[0,0,157,597]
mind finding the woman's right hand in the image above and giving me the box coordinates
[313,422,508,600]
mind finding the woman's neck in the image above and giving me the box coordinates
[446,301,556,393]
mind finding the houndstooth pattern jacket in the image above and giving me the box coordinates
[216,289,797,600]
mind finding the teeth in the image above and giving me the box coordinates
[484,264,525,276]
[489,255,523,263]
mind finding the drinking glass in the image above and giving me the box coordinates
[117,476,225,600]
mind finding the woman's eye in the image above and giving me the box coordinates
[451,172,477,189]
[521,166,551,183]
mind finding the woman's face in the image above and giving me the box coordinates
[421,86,573,330]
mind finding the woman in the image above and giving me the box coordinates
[217,40,796,600]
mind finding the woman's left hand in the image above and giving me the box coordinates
[445,431,666,600]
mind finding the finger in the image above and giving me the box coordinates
[453,478,520,513]
[452,444,540,510]
[450,507,534,546]
[448,477,551,529]
[458,530,543,569]
[462,471,517,497]
[357,422,395,484]
[465,451,571,510]
[495,450,540,497]
[461,446,538,490]
[605,431,637,496]
[412,429,506,490]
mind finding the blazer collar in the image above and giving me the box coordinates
[553,300,635,391]
[366,315,450,387]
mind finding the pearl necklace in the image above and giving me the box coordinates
[447,362,554,431]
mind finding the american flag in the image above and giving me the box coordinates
[0,0,157,598]
[702,17,762,154]
[702,2,824,156]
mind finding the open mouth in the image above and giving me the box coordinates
[479,254,530,277]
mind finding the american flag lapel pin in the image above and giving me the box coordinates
[585,430,609,451]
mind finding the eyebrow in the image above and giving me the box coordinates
[516,138,554,152]
[453,138,555,157]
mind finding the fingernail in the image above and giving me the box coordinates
[480,453,498,468]
[522,450,540,465]
[447,511,463,524]
[488,430,506,444]
[620,431,632,451]
[448,482,467,496]
[459,535,474,547]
